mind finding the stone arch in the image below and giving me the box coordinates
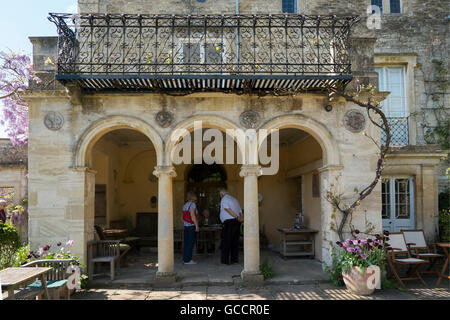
[165,115,246,166]
[122,150,156,183]
[74,115,164,168]
[258,114,342,166]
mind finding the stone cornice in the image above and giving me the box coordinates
[70,167,98,175]
[318,164,344,173]
[21,90,70,100]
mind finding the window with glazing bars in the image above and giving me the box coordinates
[282,0,298,13]
[371,0,383,13]
[390,0,402,13]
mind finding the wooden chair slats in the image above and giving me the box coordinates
[386,232,429,287]
[401,229,444,276]
[87,240,121,281]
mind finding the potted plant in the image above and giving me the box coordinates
[335,231,389,295]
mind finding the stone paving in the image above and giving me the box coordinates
[81,250,449,300]
[89,250,328,287]
[73,280,450,300]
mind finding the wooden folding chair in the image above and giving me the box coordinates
[386,232,429,287]
[402,229,444,276]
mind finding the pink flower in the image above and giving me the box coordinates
[66,240,74,246]
[352,240,359,245]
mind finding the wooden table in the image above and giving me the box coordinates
[103,228,128,240]
[197,225,222,255]
[436,242,450,286]
[0,267,51,300]
[278,228,318,259]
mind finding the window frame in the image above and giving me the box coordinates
[381,177,415,224]
[375,65,407,118]
[282,0,298,14]
[370,0,402,14]
[178,38,227,66]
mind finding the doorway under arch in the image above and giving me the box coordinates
[185,163,228,222]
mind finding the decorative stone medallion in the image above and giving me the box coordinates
[344,110,366,133]
[155,111,174,128]
[44,111,64,131]
[240,110,260,129]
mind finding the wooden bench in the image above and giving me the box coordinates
[22,259,73,300]
[88,240,121,281]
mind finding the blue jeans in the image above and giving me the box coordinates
[183,226,197,262]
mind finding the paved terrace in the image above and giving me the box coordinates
[81,249,450,300]
[89,249,328,287]
[74,281,450,300]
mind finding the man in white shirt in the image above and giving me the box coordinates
[219,188,243,265]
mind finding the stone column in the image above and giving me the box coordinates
[153,166,177,284]
[239,165,264,282]
[318,165,344,267]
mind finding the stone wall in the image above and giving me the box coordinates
[24,84,382,264]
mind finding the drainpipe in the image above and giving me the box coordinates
[236,0,239,72]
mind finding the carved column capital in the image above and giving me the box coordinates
[153,166,177,178]
[239,165,262,178]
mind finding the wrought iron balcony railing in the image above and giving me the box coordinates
[382,117,410,147]
[49,13,359,93]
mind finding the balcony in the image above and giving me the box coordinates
[382,117,410,147]
[49,13,359,93]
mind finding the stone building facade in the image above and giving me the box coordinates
[24,0,447,283]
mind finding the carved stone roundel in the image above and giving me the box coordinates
[344,110,366,133]
[44,111,64,131]
[155,111,174,128]
[240,110,260,129]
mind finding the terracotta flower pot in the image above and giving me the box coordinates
[342,266,377,296]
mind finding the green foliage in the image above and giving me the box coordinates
[324,249,344,286]
[0,244,30,270]
[0,223,21,249]
[260,257,275,279]
[325,233,389,287]
[439,187,449,211]
[0,223,23,270]
[80,274,89,290]
[381,279,403,291]
[411,59,449,150]
[337,236,388,275]
[439,209,450,242]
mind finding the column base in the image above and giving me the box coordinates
[154,271,177,287]
[241,270,264,283]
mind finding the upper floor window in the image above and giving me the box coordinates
[282,0,298,13]
[375,66,407,117]
[179,39,225,65]
[371,0,402,14]
[371,0,383,13]
[389,0,402,13]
